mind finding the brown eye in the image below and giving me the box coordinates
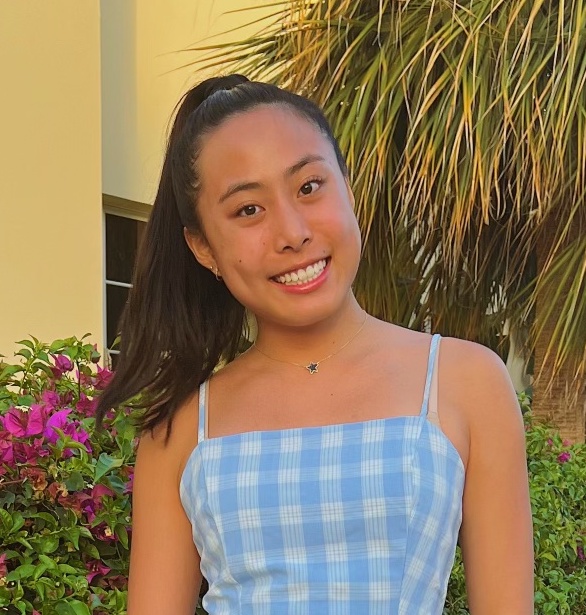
[299,179,322,196]
[238,205,261,217]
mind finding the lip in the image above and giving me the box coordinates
[270,258,330,294]
[270,256,330,279]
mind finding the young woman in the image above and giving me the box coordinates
[97,74,534,615]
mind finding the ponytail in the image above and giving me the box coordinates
[95,76,248,437]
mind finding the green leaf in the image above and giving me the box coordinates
[15,348,32,360]
[16,339,36,350]
[38,554,58,569]
[114,524,129,549]
[38,534,60,554]
[11,512,25,533]
[49,339,66,352]
[13,564,36,580]
[30,512,58,530]
[64,471,85,492]
[94,453,124,481]
[16,537,33,550]
[57,563,78,574]
[67,599,91,615]
[0,508,12,533]
[37,350,50,363]
[0,364,23,379]
[16,394,35,406]
[32,563,48,580]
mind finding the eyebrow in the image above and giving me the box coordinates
[218,154,326,204]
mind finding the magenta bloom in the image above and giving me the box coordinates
[558,451,571,464]
[16,438,49,463]
[85,559,111,584]
[0,436,14,465]
[53,354,74,373]
[41,390,60,408]
[77,393,97,417]
[578,546,585,561]
[43,409,72,443]
[2,406,45,438]
[0,553,7,578]
[93,365,114,391]
[123,470,134,495]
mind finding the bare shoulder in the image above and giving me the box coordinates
[438,336,521,424]
[137,389,200,484]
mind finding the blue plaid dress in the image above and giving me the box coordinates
[180,334,465,614]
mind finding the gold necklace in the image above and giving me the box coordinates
[252,312,369,375]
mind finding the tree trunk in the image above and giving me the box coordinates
[532,220,585,443]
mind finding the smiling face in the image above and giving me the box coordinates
[185,104,362,328]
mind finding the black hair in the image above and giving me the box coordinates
[95,74,348,437]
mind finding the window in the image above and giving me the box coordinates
[103,195,148,367]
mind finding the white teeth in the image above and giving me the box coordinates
[274,259,327,285]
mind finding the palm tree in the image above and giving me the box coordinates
[193,0,586,441]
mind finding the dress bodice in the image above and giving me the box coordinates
[180,335,465,615]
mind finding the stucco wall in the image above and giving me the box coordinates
[0,1,103,357]
[101,0,276,205]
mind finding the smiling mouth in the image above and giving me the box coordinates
[273,258,329,286]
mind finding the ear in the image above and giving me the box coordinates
[184,227,218,273]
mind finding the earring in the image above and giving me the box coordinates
[210,266,221,281]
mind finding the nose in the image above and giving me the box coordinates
[272,197,312,253]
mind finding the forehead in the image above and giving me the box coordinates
[197,105,335,187]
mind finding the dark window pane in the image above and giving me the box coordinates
[105,214,147,283]
[106,284,129,349]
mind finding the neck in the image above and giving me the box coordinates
[253,293,366,364]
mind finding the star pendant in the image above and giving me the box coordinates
[305,362,319,374]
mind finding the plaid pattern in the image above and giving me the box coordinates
[180,335,465,614]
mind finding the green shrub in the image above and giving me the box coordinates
[2,340,585,614]
[0,337,135,615]
[444,394,586,614]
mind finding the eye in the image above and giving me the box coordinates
[237,204,262,217]
[299,178,323,196]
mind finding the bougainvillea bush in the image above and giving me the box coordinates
[444,394,586,615]
[0,337,135,615]
[1,339,585,615]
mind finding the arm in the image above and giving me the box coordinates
[127,414,202,615]
[454,342,534,614]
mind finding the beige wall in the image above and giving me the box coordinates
[0,0,275,359]
[101,0,276,205]
[0,1,103,357]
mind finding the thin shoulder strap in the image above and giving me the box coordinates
[420,334,442,419]
[197,380,209,444]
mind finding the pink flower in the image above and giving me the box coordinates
[93,366,114,391]
[77,393,97,417]
[91,522,117,543]
[85,559,111,584]
[546,438,553,447]
[0,435,14,464]
[0,553,8,578]
[558,451,571,464]
[578,546,585,561]
[123,470,134,495]
[92,484,114,500]
[44,409,71,443]
[76,370,93,387]
[52,354,74,376]
[2,405,45,438]
[16,438,49,463]
[41,390,60,408]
